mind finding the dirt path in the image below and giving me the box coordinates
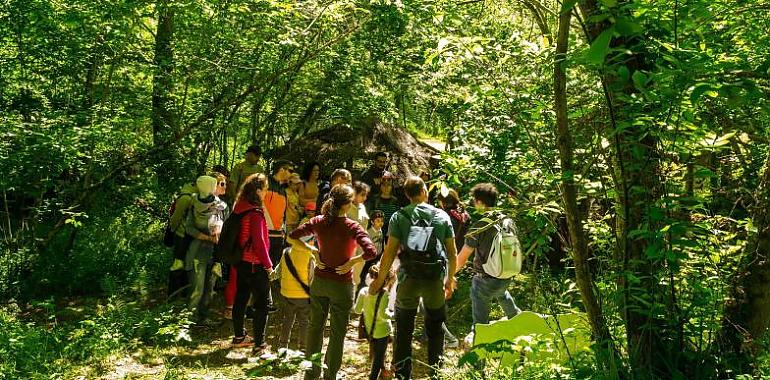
[100,309,466,380]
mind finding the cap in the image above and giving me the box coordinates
[304,202,317,212]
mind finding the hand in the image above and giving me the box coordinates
[335,256,360,275]
[211,263,223,278]
[313,252,327,270]
[444,277,457,300]
[369,278,383,295]
[209,234,219,244]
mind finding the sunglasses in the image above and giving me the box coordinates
[218,182,226,187]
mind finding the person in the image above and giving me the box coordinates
[185,174,229,324]
[369,176,458,380]
[299,162,322,207]
[286,173,304,233]
[167,180,198,299]
[455,183,521,326]
[264,160,294,277]
[227,144,264,205]
[288,184,379,380]
[316,168,352,207]
[348,181,371,291]
[361,152,389,197]
[437,189,471,262]
[365,172,401,236]
[212,164,231,178]
[355,265,396,380]
[230,173,273,353]
[278,232,315,351]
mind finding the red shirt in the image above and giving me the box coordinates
[234,201,272,269]
[289,215,377,282]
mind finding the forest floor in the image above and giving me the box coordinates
[81,300,468,380]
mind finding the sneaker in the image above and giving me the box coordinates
[232,335,254,348]
[252,342,269,355]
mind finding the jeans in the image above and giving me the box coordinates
[187,259,213,321]
[232,261,270,345]
[470,274,521,325]
[280,297,311,350]
[304,276,354,380]
[393,276,446,379]
[369,336,389,380]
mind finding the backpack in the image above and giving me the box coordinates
[163,192,193,247]
[215,207,260,265]
[480,214,523,279]
[398,208,445,280]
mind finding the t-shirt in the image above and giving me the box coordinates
[354,287,393,339]
[289,215,377,282]
[465,211,509,276]
[388,203,455,258]
[264,176,287,234]
[228,161,264,202]
[367,195,401,234]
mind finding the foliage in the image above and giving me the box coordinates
[0,298,191,380]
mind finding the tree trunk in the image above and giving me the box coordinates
[578,0,669,376]
[553,5,619,375]
[152,0,176,184]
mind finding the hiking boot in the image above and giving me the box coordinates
[232,335,254,348]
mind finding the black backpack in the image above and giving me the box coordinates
[215,207,260,265]
[398,208,445,280]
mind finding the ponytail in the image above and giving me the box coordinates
[321,184,354,224]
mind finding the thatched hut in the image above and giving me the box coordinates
[271,119,441,180]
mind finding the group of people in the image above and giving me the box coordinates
[164,145,525,380]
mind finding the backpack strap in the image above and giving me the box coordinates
[368,291,385,341]
[284,252,311,296]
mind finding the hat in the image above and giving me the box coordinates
[288,173,302,184]
[245,144,261,155]
[304,202,317,212]
[196,176,218,197]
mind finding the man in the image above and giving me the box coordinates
[369,176,457,380]
[455,183,521,327]
[361,152,389,197]
[265,159,294,266]
[227,144,264,204]
[315,168,352,207]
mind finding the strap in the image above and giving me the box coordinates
[369,291,385,340]
[263,205,276,230]
[284,252,311,296]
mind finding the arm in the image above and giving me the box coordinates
[369,236,400,294]
[169,195,191,232]
[185,208,214,242]
[254,212,272,270]
[455,245,474,275]
[444,237,458,299]
[288,217,315,239]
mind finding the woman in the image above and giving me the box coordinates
[299,161,321,207]
[230,173,273,354]
[437,188,471,249]
[289,185,378,380]
[185,173,228,324]
[365,173,401,236]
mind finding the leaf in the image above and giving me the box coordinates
[437,37,450,51]
[599,0,618,7]
[632,70,648,90]
[690,83,714,103]
[615,17,641,35]
[585,27,615,66]
[617,65,630,83]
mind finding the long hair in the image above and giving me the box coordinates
[301,161,321,181]
[236,173,268,207]
[321,184,354,224]
[437,188,463,211]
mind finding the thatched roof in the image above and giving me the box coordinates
[272,119,440,179]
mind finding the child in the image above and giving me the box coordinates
[349,181,371,290]
[277,201,317,351]
[354,265,396,380]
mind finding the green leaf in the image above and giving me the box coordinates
[615,17,641,35]
[617,65,630,83]
[690,83,714,103]
[632,70,648,90]
[599,0,618,7]
[585,27,615,65]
